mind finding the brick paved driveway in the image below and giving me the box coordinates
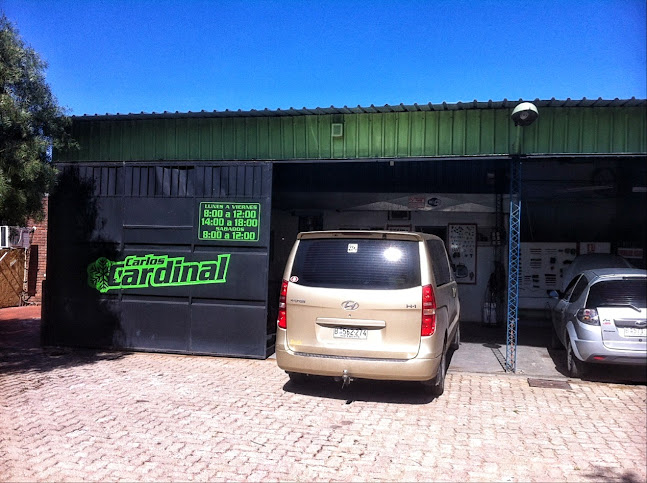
[1,308,646,482]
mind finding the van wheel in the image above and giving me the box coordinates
[566,336,587,378]
[450,323,460,350]
[423,346,446,396]
[287,372,308,384]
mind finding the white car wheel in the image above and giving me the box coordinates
[566,335,587,378]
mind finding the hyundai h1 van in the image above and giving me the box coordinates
[275,231,460,396]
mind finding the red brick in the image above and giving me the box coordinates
[25,196,48,305]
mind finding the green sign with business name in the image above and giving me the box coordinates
[87,254,230,293]
[198,202,260,242]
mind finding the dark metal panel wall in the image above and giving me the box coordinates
[273,159,501,194]
[43,162,273,358]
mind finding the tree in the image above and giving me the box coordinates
[0,14,76,226]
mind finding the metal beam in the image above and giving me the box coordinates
[505,156,522,372]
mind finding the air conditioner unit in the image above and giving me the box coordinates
[0,226,9,249]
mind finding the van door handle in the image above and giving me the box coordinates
[452,287,457,297]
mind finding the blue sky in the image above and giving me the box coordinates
[2,0,646,116]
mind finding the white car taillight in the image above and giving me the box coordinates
[576,308,599,325]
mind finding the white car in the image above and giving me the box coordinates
[550,268,647,378]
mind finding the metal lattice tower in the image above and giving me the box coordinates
[505,157,522,372]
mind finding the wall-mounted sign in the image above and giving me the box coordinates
[386,224,412,232]
[407,195,443,210]
[518,243,576,300]
[448,223,477,284]
[198,202,260,242]
[617,247,644,259]
[87,254,230,293]
[578,242,611,254]
[407,196,426,209]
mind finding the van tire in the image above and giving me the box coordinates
[423,346,447,396]
[450,323,460,350]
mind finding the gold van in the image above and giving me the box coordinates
[275,231,460,395]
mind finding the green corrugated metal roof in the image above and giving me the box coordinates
[58,98,647,162]
[72,97,646,120]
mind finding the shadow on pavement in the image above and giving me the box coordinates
[461,320,553,348]
[586,465,646,483]
[545,346,647,385]
[0,347,131,375]
[282,376,438,405]
[0,307,131,376]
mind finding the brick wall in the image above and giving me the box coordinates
[25,196,48,305]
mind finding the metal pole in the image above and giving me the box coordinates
[505,155,522,372]
[505,104,538,372]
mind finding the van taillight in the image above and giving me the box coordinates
[277,280,288,329]
[422,284,436,336]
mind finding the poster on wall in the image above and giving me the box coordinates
[519,242,577,304]
[448,224,477,284]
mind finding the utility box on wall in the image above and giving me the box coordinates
[43,162,273,358]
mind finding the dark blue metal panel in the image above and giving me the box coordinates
[43,162,273,358]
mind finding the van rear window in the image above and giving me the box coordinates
[291,239,421,289]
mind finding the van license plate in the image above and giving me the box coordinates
[333,328,368,339]
[623,327,646,337]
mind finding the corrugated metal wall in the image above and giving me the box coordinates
[44,162,274,357]
[74,164,266,198]
[58,106,647,162]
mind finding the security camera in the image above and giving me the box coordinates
[511,102,539,126]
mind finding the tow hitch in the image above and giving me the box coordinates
[333,369,354,388]
[341,369,353,389]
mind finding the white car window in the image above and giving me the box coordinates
[563,275,581,300]
[569,276,590,303]
[586,279,647,308]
